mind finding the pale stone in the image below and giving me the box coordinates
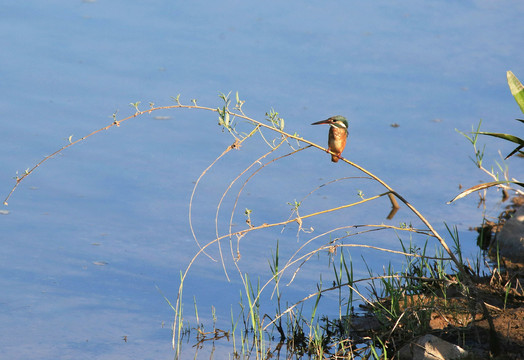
[399,334,468,360]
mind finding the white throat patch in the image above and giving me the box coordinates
[330,121,347,129]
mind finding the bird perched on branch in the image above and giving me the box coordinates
[311,115,348,162]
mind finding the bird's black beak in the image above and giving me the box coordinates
[311,118,332,126]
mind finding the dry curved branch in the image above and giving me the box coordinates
[214,137,287,280]
[188,141,238,262]
[227,144,312,257]
[2,98,495,353]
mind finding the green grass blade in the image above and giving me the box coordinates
[504,144,524,159]
[507,71,524,114]
[477,131,524,146]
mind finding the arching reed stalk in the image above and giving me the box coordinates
[4,93,499,357]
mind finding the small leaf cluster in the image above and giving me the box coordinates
[265,108,285,131]
[217,91,244,133]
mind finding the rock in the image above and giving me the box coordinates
[495,205,524,264]
[398,334,468,360]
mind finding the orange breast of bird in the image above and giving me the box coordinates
[328,127,347,162]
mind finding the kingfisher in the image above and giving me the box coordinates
[311,115,348,162]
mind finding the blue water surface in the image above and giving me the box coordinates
[1,1,523,358]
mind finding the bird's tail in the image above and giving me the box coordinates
[331,154,339,162]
